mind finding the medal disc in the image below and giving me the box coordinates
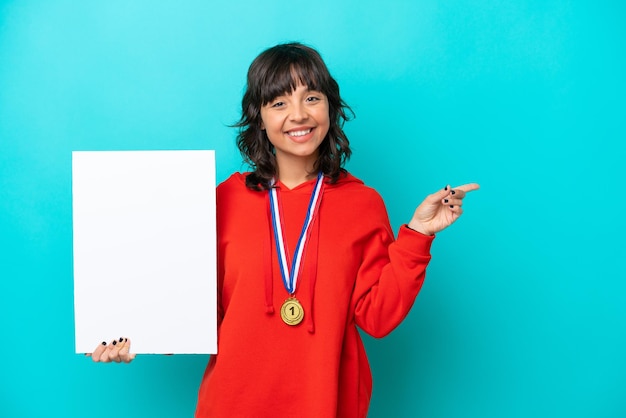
[280,297,304,326]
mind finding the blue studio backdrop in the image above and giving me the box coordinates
[1,1,624,417]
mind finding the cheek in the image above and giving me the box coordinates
[319,112,331,135]
[264,129,283,149]
[320,106,331,128]
[261,113,282,134]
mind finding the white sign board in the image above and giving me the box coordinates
[72,150,217,354]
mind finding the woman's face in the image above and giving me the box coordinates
[260,83,330,171]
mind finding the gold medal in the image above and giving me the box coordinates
[280,297,304,326]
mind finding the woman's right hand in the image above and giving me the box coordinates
[87,338,136,363]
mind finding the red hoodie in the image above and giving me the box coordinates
[195,172,434,418]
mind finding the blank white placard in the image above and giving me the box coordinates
[72,150,217,354]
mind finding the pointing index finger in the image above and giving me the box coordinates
[454,183,480,193]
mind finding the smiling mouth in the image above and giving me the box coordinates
[287,128,313,137]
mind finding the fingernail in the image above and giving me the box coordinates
[124,338,128,342]
[444,199,448,203]
[444,185,448,190]
[119,337,124,342]
[451,190,456,195]
[112,340,117,346]
[101,341,107,346]
[450,205,454,208]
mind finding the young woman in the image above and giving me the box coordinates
[90,43,479,418]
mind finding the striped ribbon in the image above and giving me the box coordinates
[269,172,324,294]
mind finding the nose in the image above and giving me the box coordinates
[289,102,308,122]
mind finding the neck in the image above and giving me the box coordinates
[275,154,318,189]
[277,169,318,189]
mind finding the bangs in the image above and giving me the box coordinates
[256,57,328,106]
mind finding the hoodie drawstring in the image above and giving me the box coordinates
[264,193,275,315]
[305,213,320,334]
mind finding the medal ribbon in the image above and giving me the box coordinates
[269,172,324,295]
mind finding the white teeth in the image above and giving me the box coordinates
[288,129,312,137]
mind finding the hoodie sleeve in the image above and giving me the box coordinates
[351,194,434,338]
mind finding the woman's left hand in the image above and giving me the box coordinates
[407,183,480,236]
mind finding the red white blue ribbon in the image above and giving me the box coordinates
[269,172,324,295]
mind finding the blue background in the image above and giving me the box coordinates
[1,1,624,417]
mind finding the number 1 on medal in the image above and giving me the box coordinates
[280,297,304,326]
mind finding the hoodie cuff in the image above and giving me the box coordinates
[398,224,435,256]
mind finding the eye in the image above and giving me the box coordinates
[271,101,285,108]
[306,95,323,103]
